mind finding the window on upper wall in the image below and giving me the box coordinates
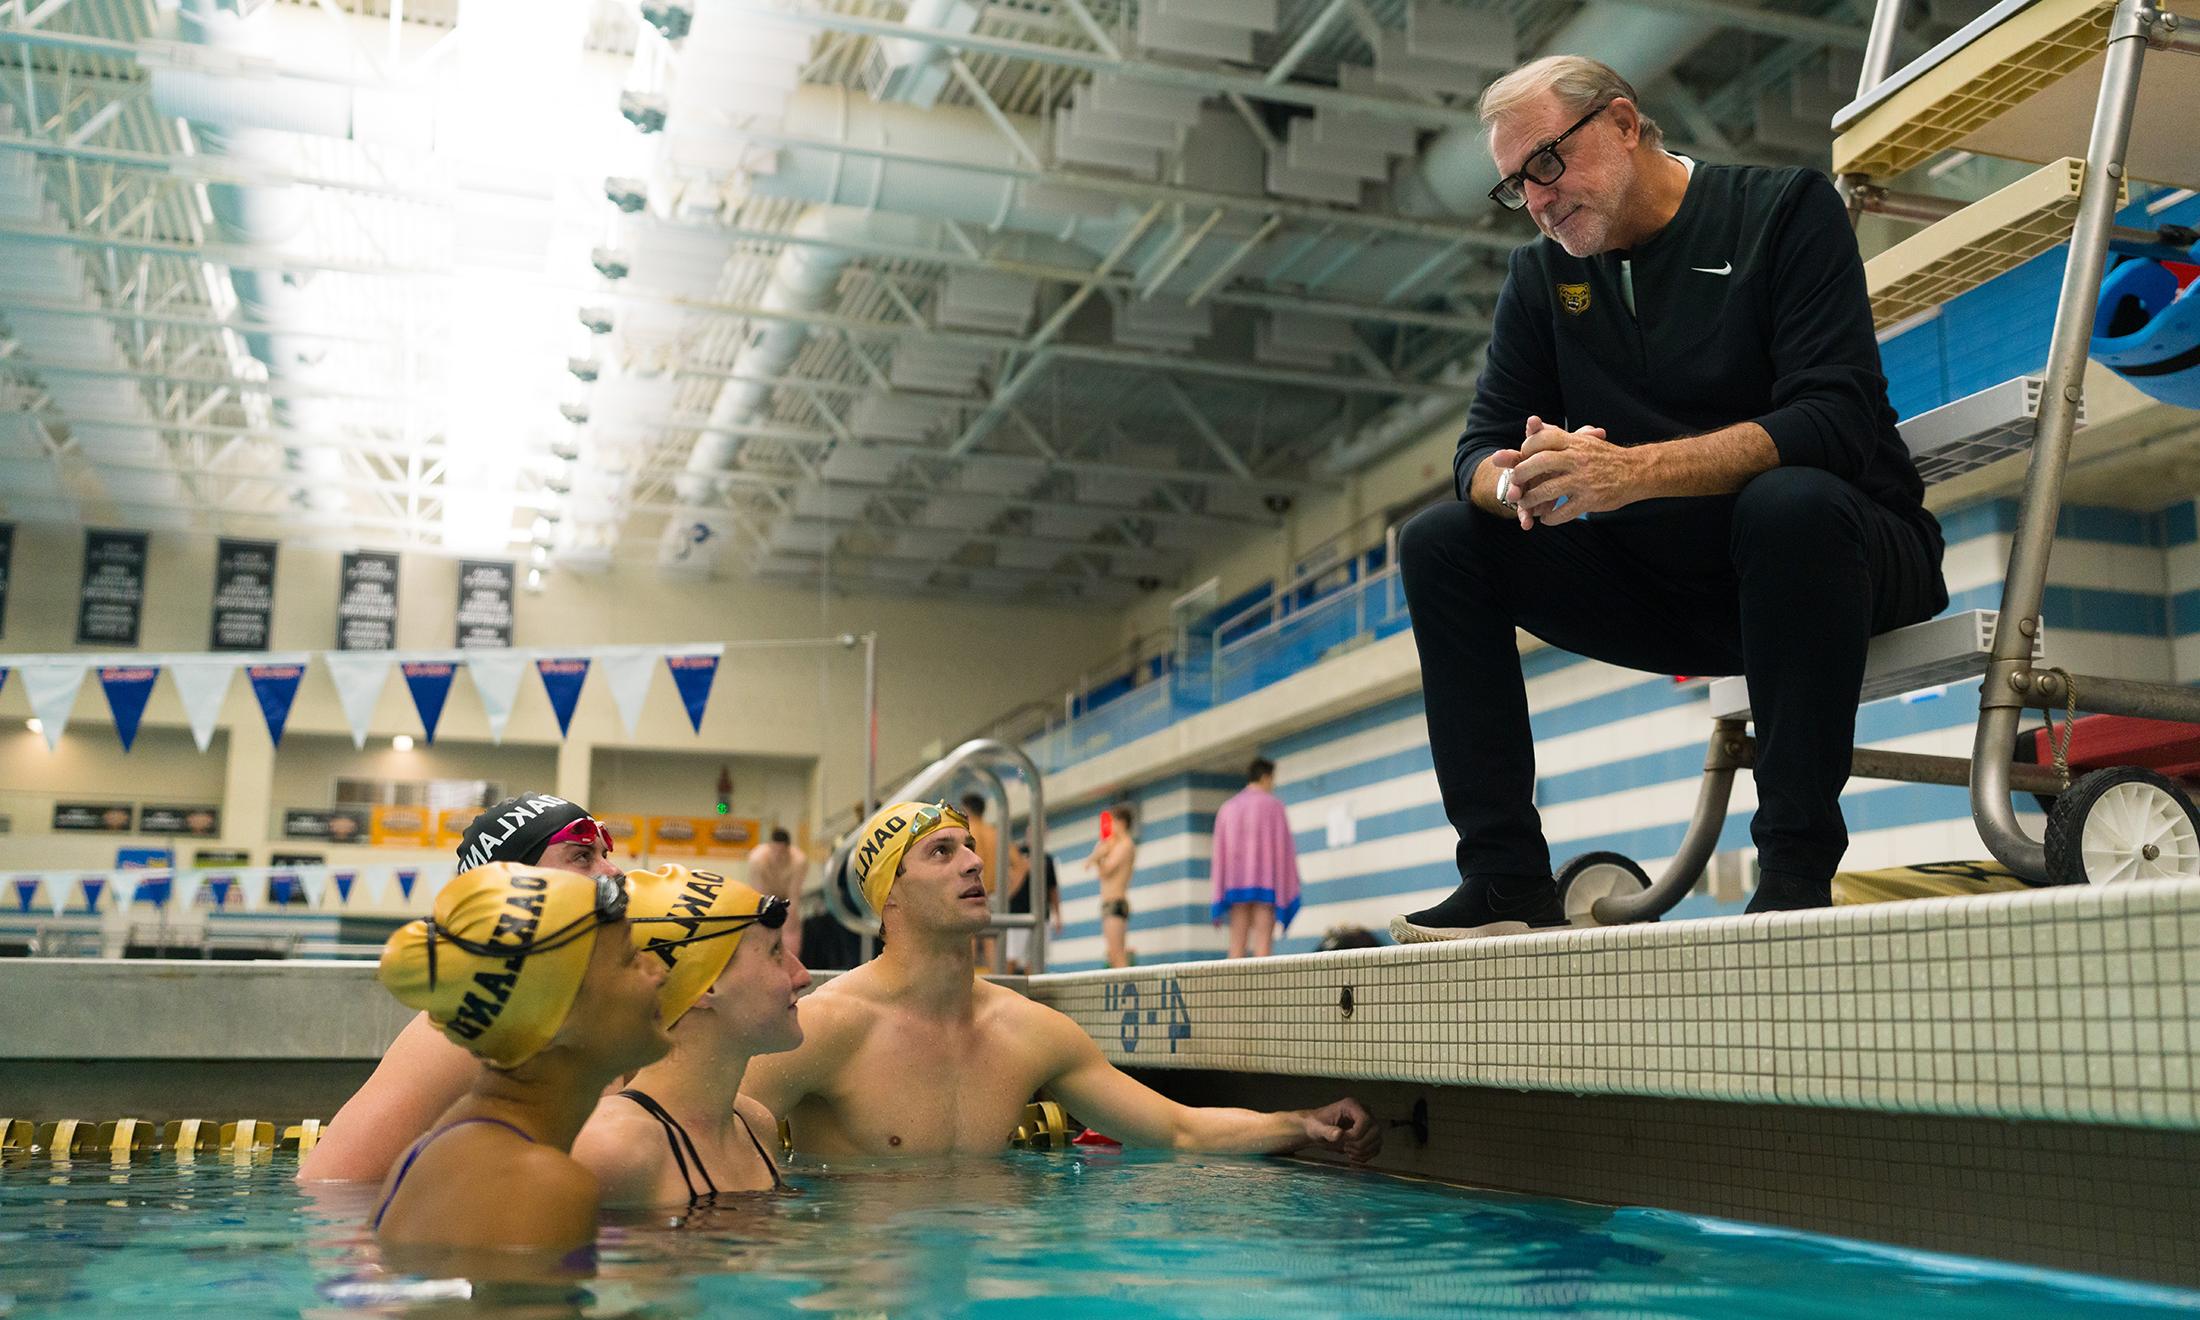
[332,778,500,810]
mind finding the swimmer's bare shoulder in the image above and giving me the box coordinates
[570,1099,667,1210]
[379,1129,598,1249]
[300,1012,478,1183]
[740,970,879,1118]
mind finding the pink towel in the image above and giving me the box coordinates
[1209,785,1302,929]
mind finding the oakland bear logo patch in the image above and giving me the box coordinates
[1556,282,1591,315]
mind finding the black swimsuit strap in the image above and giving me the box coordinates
[731,1109,789,1193]
[617,1088,719,1202]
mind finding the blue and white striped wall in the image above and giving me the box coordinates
[1042,496,2198,972]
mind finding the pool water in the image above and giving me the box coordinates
[2,1149,2195,1317]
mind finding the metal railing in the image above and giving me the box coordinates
[822,738,1051,972]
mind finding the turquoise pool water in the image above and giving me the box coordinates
[1,1149,2195,1317]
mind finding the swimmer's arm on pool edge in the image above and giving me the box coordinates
[300,1012,481,1183]
[1037,1009,1382,1161]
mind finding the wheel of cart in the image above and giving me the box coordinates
[1556,852,1653,925]
[2043,767,2200,885]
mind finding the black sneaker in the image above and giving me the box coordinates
[1389,876,1568,943]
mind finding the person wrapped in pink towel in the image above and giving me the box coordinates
[1209,757,1302,959]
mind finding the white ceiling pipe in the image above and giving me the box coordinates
[672,206,943,508]
[749,84,1149,255]
[171,0,348,513]
[1387,8,1714,218]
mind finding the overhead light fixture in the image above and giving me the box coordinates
[531,544,550,566]
[25,718,43,734]
[526,567,546,593]
[393,734,415,752]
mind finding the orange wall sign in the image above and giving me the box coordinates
[370,804,434,849]
[645,815,761,859]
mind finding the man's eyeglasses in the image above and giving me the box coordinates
[425,871,629,988]
[1488,102,1609,211]
[630,894,791,955]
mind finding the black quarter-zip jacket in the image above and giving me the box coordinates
[1456,163,1937,538]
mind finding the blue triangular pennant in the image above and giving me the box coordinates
[666,652,720,734]
[535,657,591,737]
[80,877,105,911]
[138,876,172,907]
[334,871,356,903]
[97,665,161,752]
[246,663,306,747]
[400,661,457,744]
[396,868,419,899]
[0,668,8,699]
[206,876,233,908]
[268,873,299,906]
[13,878,38,912]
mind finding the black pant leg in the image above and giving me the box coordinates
[1399,501,1746,883]
[1729,469,1948,880]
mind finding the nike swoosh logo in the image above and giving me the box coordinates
[1692,261,1733,275]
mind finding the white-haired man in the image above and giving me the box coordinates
[1392,56,1946,941]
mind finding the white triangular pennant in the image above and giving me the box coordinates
[362,866,392,907]
[166,658,242,753]
[239,869,267,912]
[323,653,394,750]
[110,869,150,913]
[23,662,88,750]
[50,872,75,917]
[465,650,528,745]
[169,870,204,912]
[298,866,331,909]
[601,648,658,739]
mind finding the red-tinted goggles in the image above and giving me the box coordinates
[544,817,616,856]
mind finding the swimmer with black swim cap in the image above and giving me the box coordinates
[744,802,1383,1162]
[571,866,808,1207]
[369,863,669,1250]
[301,793,624,1183]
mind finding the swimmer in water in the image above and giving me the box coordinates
[571,866,807,1207]
[745,801,1382,1162]
[301,793,622,1183]
[369,863,670,1251]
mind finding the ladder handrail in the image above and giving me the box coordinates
[822,738,1050,971]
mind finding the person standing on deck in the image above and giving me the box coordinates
[1210,758,1302,959]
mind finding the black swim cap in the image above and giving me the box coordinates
[456,793,591,872]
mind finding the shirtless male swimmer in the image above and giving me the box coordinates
[744,800,1382,1161]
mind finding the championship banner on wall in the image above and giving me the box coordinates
[76,529,147,647]
[211,539,277,652]
[337,551,399,651]
[369,804,434,849]
[455,560,514,649]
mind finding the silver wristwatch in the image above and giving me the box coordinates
[1495,468,1520,512]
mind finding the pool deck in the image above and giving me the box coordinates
[3,877,2196,1284]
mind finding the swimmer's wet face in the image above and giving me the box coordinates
[535,818,621,880]
[558,916,672,1075]
[888,821,990,935]
[695,917,811,1053]
[1488,90,1645,259]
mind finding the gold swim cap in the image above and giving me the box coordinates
[849,800,968,916]
[627,864,788,1026]
[377,863,620,1069]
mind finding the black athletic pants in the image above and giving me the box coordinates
[1398,468,1947,886]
